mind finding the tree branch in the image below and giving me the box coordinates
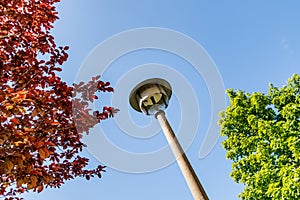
[0,34,14,39]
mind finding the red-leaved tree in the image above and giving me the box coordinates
[0,1,116,199]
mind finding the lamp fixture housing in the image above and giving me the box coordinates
[129,78,172,115]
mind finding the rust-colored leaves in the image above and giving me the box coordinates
[0,1,116,199]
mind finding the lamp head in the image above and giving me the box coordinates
[129,78,172,115]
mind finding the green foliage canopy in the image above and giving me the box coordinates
[219,74,300,199]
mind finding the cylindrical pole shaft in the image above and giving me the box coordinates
[155,110,209,200]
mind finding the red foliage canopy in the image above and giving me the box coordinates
[0,0,115,199]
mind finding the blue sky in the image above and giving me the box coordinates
[22,1,300,199]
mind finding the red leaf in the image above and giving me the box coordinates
[38,185,43,193]
[50,122,61,125]
[10,118,20,124]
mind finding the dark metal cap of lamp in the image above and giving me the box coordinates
[129,78,172,115]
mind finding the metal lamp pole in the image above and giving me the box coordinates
[129,78,209,200]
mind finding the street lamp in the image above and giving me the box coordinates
[129,78,209,200]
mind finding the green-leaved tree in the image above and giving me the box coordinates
[219,74,300,199]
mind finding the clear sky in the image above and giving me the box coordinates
[22,1,300,200]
